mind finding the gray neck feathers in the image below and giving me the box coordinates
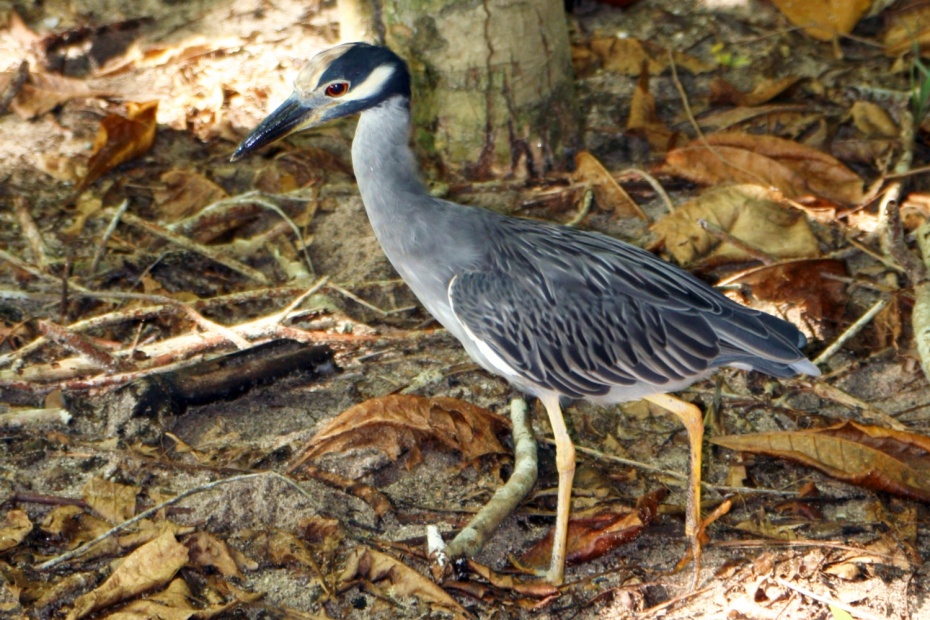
[352,97,426,224]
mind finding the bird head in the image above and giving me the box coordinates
[231,42,411,161]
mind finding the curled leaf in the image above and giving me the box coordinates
[303,394,509,465]
[712,421,930,502]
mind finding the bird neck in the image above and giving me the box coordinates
[352,96,427,220]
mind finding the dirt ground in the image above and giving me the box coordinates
[1,0,929,618]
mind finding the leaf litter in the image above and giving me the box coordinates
[1,0,929,618]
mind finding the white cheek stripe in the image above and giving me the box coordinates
[339,64,396,102]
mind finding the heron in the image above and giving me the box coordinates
[232,42,819,585]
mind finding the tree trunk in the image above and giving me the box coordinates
[339,0,577,180]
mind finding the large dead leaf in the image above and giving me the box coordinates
[41,505,119,555]
[103,577,234,620]
[883,2,930,56]
[185,531,239,577]
[302,395,509,466]
[0,509,32,552]
[710,77,804,107]
[770,0,873,41]
[576,37,714,76]
[572,151,646,219]
[339,547,466,617]
[153,170,229,224]
[719,259,848,338]
[520,493,659,569]
[712,421,930,502]
[67,530,189,620]
[82,477,139,524]
[663,133,864,206]
[9,70,107,119]
[650,184,821,267]
[74,100,159,196]
[625,70,685,154]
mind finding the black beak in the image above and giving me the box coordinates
[231,97,311,161]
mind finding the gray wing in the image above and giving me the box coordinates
[448,218,813,400]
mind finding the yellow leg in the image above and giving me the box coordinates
[540,394,575,586]
[644,393,704,590]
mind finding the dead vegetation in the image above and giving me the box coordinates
[1,0,930,618]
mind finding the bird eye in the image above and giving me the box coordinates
[325,82,349,97]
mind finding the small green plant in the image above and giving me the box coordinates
[911,41,930,125]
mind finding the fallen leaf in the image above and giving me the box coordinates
[103,577,235,620]
[67,530,189,620]
[462,562,559,598]
[883,2,930,56]
[185,531,240,577]
[521,508,645,569]
[625,69,684,154]
[719,259,848,339]
[41,505,118,555]
[0,509,32,552]
[769,0,872,41]
[697,105,817,137]
[581,37,714,76]
[711,421,930,502]
[849,101,900,139]
[153,170,229,223]
[247,530,321,573]
[650,184,821,267]
[710,76,803,107]
[9,71,107,119]
[339,547,466,617]
[302,394,509,466]
[573,151,646,219]
[663,133,864,206]
[82,477,139,524]
[74,100,159,196]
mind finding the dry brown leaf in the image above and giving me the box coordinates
[102,578,195,620]
[74,100,159,196]
[519,500,655,569]
[463,562,559,598]
[248,530,320,572]
[712,421,930,502]
[584,37,714,76]
[650,185,821,267]
[0,509,32,552]
[339,547,466,616]
[770,0,873,41]
[103,577,235,620]
[625,70,684,154]
[82,477,139,524]
[303,394,509,465]
[720,259,847,337]
[153,170,228,223]
[883,2,930,56]
[41,505,118,555]
[850,101,900,139]
[185,532,239,577]
[67,530,189,620]
[698,107,826,150]
[10,71,107,119]
[573,151,646,219]
[663,133,864,206]
[116,519,194,550]
[710,77,803,107]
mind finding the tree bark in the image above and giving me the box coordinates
[340,0,577,180]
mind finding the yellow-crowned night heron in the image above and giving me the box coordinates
[232,42,820,585]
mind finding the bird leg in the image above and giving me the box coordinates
[540,394,575,586]
[643,393,704,589]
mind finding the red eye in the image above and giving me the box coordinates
[325,82,348,97]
